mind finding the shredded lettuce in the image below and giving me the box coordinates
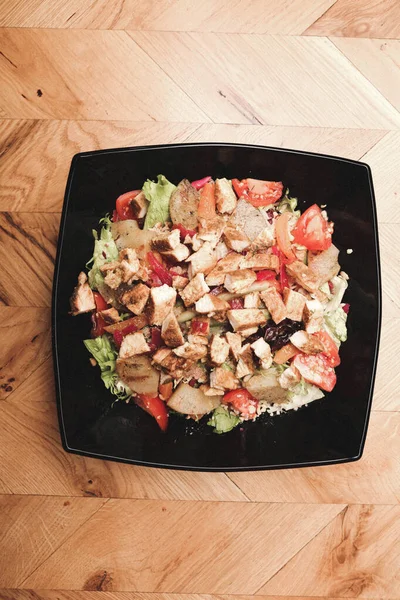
[287,381,324,404]
[87,216,119,290]
[84,335,131,401]
[325,275,348,313]
[208,405,240,434]
[277,189,300,217]
[143,174,176,229]
[325,307,348,343]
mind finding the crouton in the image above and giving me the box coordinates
[119,332,150,359]
[186,242,217,278]
[161,312,184,348]
[283,288,306,322]
[240,327,259,338]
[169,179,199,230]
[240,251,279,272]
[303,299,324,334]
[236,344,255,378]
[119,248,140,283]
[290,330,324,354]
[101,262,123,290]
[227,309,267,332]
[251,338,272,370]
[244,292,260,309]
[285,260,319,292]
[180,273,210,307]
[230,198,267,241]
[225,332,242,360]
[250,226,275,249]
[200,384,225,396]
[308,244,340,285]
[130,191,149,219]
[98,307,121,325]
[173,343,208,360]
[205,252,243,286]
[210,335,230,365]
[215,178,237,214]
[146,285,177,326]
[162,244,190,263]
[224,269,257,294]
[260,287,286,324]
[172,275,189,290]
[278,366,301,390]
[120,283,150,315]
[210,367,240,391]
[70,272,96,315]
[224,226,251,253]
[150,229,181,252]
[195,294,230,314]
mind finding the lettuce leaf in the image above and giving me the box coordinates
[277,189,300,216]
[287,381,324,404]
[143,174,176,229]
[208,406,240,434]
[324,307,348,343]
[87,216,119,290]
[84,335,130,400]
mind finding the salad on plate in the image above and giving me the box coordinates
[70,174,349,434]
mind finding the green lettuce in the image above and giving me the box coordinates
[325,275,348,313]
[87,216,119,290]
[143,174,176,229]
[208,406,240,434]
[277,189,300,217]
[325,307,348,343]
[287,380,324,404]
[84,335,130,400]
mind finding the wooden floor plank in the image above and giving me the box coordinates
[21,499,344,592]
[0,593,385,600]
[0,1,336,34]
[374,320,400,411]
[258,504,400,598]
[305,0,400,39]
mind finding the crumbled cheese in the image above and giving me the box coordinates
[346,248,353,254]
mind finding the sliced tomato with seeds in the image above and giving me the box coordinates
[223,389,258,419]
[313,331,340,367]
[136,395,169,431]
[115,190,141,221]
[293,353,337,392]
[232,178,283,207]
[292,204,332,251]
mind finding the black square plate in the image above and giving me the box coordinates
[52,143,381,471]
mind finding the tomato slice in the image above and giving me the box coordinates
[191,175,212,190]
[313,331,340,367]
[232,178,283,207]
[191,317,210,335]
[293,353,337,392]
[256,270,276,281]
[91,292,109,337]
[229,298,244,309]
[116,190,141,221]
[292,204,332,251]
[146,252,173,286]
[223,389,258,419]
[136,395,169,431]
[159,381,173,401]
[275,212,297,262]
[93,291,108,312]
[172,223,197,240]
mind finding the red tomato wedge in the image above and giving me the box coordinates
[91,292,109,337]
[146,252,172,286]
[223,389,258,419]
[93,291,108,312]
[275,212,297,263]
[292,204,332,251]
[313,331,340,367]
[191,317,210,335]
[191,175,212,190]
[232,178,283,207]
[256,270,276,281]
[172,223,197,240]
[293,353,337,392]
[198,181,216,220]
[136,395,169,431]
[115,190,141,221]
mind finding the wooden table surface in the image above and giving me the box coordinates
[1,1,400,599]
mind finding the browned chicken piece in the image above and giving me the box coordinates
[225,332,242,360]
[303,299,324,334]
[119,248,140,282]
[199,384,225,396]
[250,227,275,249]
[172,275,189,290]
[119,332,151,359]
[180,273,210,307]
[173,342,208,360]
[278,366,301,390]
[185,364,208,384]
[260,287,286,324]
[152,347,173,365]
[244,291,260,308]
[98,307,121,325]
[215,178,237,214]
[162,244,190,263]
[150,228,181,252]
[223,225,251,253]
[283,288,306,322]
[101,262,123,290]
[210,367,240,391]
[198,215,226,238]
[285,260,320,293]
[236,343,255,379]
[146,284,177,326]
[187,334,209,345]
[224,269,257,294]
[239,327,259,339]
[70,271,96,315]
[210,335,230,365]
[308,244,340,285]
[152,347,191,379]
[205,252,243,286]
[120,283,150,315]
[215,240,229,260]
[195,294,230,314]
[240,251,279,272]
[251,337,272,370]
[186,242,217,278]
[290,330,324,354]
[227,308,267,331]
[161,311,184,348]
[169,179,199,230]
[130,191,149,219]
[230,198,267,241]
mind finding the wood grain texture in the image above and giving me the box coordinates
[0,1,336,33]
[0,594,380,600]
[305,0,400,39]
[22,499,344,592]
